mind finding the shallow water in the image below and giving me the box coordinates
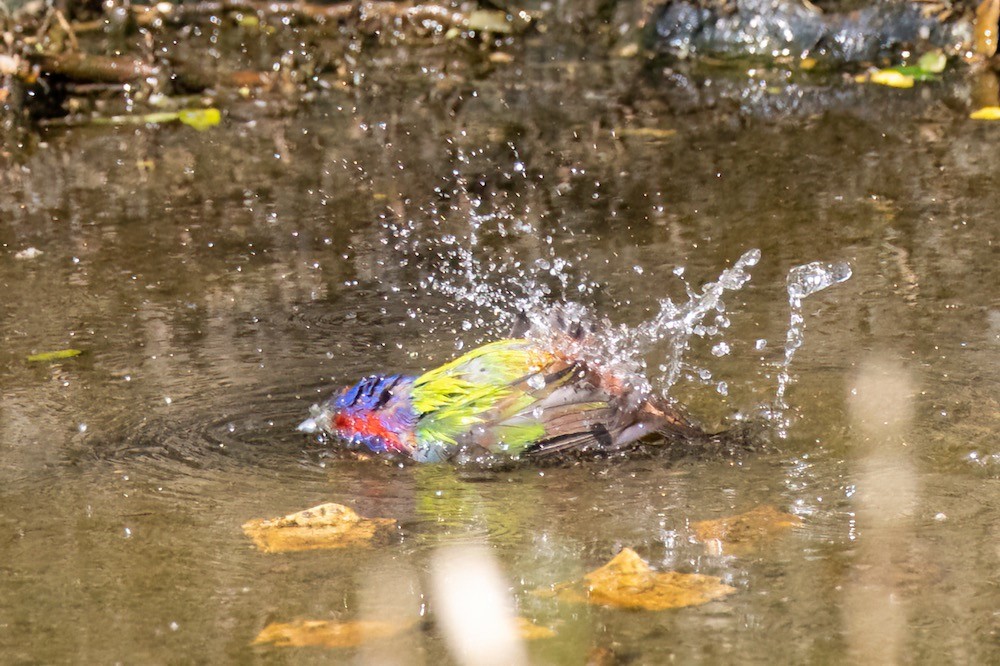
[2,23,999,665]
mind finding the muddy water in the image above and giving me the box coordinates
[1,35,999,665]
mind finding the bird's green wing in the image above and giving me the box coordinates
[410,339,554,450]
[410,339,619,458]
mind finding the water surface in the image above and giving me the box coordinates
[1,25,998,665]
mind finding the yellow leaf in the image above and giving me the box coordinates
[970,106,1000,120]
[252,618,415,648]
[975,0,1000,57]
[538,548,736,611]
[856,69,914,89]
[242,503,395,553]
[516,617,556,640]
[692,505,802,556]
[177,108,221,131]
[27,349,82,362]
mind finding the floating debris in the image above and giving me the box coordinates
[14,247,43,260]
[27,349,82,363]
[252,618,415,648]
[241,503,395,553]
[692,505,803,556]
[538,548,736,611]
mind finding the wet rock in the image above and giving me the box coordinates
[649,0,974,63]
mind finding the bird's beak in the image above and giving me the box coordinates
[297,417,319,433]
[297,403,330,434]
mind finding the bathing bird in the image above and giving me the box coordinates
[297,314,708,462]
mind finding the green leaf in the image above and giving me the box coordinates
[885,66,937,82]
[27,349,82,362]
[177,108,221,131]
[916,50,947,74]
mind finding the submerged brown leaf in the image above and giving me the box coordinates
[692,505,802,555]
[242,502,395,553]
[540,548,736,611]
[515,617,556,640]
[253,618,414,648]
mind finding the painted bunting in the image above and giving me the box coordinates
[297,316,708,462]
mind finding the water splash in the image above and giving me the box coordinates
[771,260,854,436]
[376,152,850,437]
[633,248,760,394]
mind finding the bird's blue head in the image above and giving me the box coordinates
[333,374,407,413]
[298,374,415,454]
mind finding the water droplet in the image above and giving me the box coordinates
[711,342,731,357]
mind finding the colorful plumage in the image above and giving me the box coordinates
[298,316,708,462]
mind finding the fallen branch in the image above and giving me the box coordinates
[71,1,476,33]
[30,52,159,83]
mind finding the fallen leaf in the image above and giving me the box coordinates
[539,548,736,611]
[855,69,914,89]
[177,108,221,131]
[242,502,395,553]
[692,505,802,556]
[27,349,82,362]
[975,0,1000,57]
[252,618,414,648]
[616,127,678,141]
[516,617,556,640]
[970,106,1000,119]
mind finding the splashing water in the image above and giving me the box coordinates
[377,153,850,437]
[771,260,854,436]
